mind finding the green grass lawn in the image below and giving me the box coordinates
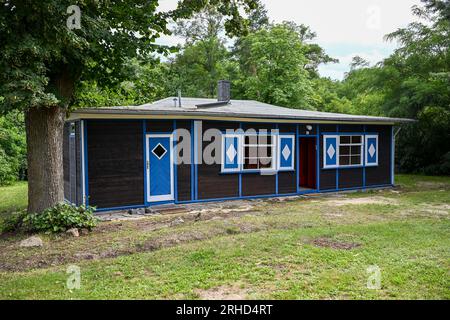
[0,181,27,215]
[0,175,449,300]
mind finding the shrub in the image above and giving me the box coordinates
[22,203,97,233]
[0,210,27,233]
[0,149,16,186]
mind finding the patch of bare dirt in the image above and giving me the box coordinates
[416,181,450,190]
[195,285,248,300]
[327,196,399,206]
[311,237,361,250]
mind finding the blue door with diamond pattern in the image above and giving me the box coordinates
[146,134,173,202]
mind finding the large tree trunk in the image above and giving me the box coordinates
[25,105,66,213]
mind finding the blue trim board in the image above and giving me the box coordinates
[142,120,148,206]
[193,120,199,200]
[363,125,366,187]
[83,120,89,206]
[190,120,195,201]
[316,124,320,190]
[336,124,339,190]
[391,126,394,185]
[296,124,300,193]
[173,120,178,202]
[238,122,243,197]
[275,123,279,195]
[94,183,394,212]
[320,132,378,136]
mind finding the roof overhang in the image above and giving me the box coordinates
[67,109,414,125]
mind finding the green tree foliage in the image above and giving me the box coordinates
[235,23,313,108]
[0,113,27,185]
[0,0,257,213]
[337,0,449,174]
[168,5,237,97]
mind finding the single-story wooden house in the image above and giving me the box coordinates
[64,81,412,212]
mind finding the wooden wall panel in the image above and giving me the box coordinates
[146,120,173,133]
[278,171,296,194]
[87,120,144,208]
[365,125,392,186]
[339,168,363,189]
[198,164,239,199]
[339,124,363,132]
[242,173,276,196]
[175,120,191,201]
[197,121,239,199]
[298,124,317,135]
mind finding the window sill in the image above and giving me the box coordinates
[322,165,378,170]
[220,169,294,175]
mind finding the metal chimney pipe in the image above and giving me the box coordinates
[217,80,230,102]
[177,89,182,107]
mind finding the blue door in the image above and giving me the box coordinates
[146,135,173,202]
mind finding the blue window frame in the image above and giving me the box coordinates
[365,134,378,166]
[323,133,379,169]
[278,135,295,171]
[221,134,241,172]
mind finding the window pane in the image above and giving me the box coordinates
[340,145,350,155]
[352,136,361,144]
[340,155,350,165]
[340,136,350,144]
[245,135,257,145]
[259,158,272,169]
[351,155,361,165]
[351,146,361,155]
[258,146,272,157]
[244,158,258,169]
[245,146,257,158]
[258,135,271,145]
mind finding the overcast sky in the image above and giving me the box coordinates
[157,0,421,80]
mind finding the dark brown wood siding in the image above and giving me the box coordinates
[197,120,239,199]
[175,120,191,201]
[146,120,173,133]
[242,173,276,196]
[298,124,317,135]
[365,125,392,186]
[338,168,363,189]
[87,120,144,209]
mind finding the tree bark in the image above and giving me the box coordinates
[25,105,66,213]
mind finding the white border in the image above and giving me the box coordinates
[146,134,174,202]
[221,133,242,173]
[365,134,379,167]
[323,135,339,169]
[277,135,295,171]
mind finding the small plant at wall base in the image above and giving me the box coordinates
[1,203,97,234]
[23,203,97,233]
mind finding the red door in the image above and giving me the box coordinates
[299,137,316,189]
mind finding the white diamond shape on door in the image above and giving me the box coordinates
[368,143,376,158]
[282,144,291,161]
[327,144,335,159]
[226,143,237,162]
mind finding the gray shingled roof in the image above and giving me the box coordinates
[72,97,414,123]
